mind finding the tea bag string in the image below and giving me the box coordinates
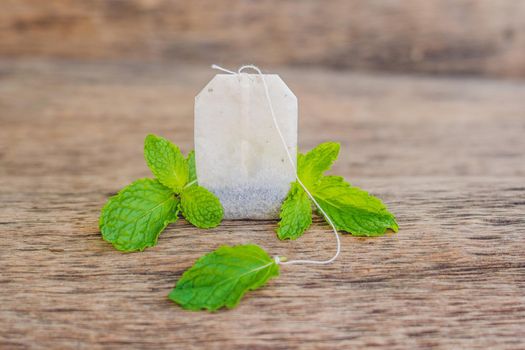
[211,64,341,266]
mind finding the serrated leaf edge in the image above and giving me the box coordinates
[99,178,179,252]
[169,245,279,311]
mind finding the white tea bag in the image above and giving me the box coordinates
[195,73,297,219]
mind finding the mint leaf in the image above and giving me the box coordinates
[180,185,223,228]
[99,178,179,252]
[186,150,197,185]
[144,134,189,193]
[298,142,340,188]
[168,244,279,311]
[313,176,398,236]
[276,182,312,240]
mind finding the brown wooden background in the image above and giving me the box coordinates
[1,0,525,78]
[1,1,524,349]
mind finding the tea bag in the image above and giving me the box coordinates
[195,73,297,219]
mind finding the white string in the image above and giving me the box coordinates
[184,179,197,188]
[211,64,341,266]
[211,64,236,74]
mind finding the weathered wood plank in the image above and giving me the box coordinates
[1,0,525,77]
[0,60,524,349]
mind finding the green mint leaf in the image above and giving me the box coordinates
[276,182,312,240]
[99,178,179,252]
[180,185,223,228]
[144,134,188,193]
[313,176,398,236]
[298,142,340,188]
[168,244,279,311]
[186,150,197,185]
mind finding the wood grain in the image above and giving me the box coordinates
[1,0,525,78]
[0,59,524,349]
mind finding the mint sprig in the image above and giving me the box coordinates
[169,244,279,311]
[99,134,223,252]
[277,142,398,240]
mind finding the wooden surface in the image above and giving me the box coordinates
[0,59,524,349]
[2,0,525,78]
